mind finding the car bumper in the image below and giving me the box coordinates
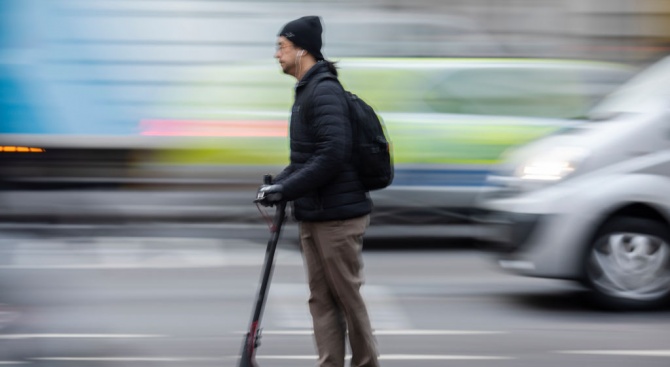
[473,210,545,252]
[475,192,593,280]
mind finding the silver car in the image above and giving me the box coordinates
[478,56,670,309]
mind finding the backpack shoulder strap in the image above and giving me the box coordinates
[299,72,345,123]
[302,72,340,98]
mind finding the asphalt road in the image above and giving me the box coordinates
[0,226,669,367]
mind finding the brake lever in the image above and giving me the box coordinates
[253,174,274,205]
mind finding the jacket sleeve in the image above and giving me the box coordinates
[279,80,352,201]
[272,163,294,184]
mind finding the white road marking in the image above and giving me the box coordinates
[5,329,506,339]
[0,263,229,270]
[0,237,303,269]
[34,354,514,362]
[559,350,670,357]
[33,357,221,362]
[0,334,166,339]
[380,354,513,360]
[246,329,506,336]
[375,329,506,335]
[256,354,513,360]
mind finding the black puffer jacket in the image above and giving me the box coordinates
[274,61,372,222]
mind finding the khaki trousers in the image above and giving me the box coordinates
[299,215,380,367]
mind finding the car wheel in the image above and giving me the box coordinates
[584,216,670,310]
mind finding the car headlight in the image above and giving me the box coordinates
[516,147,589,182]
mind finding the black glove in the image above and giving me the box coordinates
[255,184,283,207]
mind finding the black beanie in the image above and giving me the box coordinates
[278,16,324,60]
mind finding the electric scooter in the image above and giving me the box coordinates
[238,175,287,367]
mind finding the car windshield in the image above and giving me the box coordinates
[589,57,670,119]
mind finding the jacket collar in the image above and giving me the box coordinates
[295,61,330,90]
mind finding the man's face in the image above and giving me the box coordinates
[274,36,299,77]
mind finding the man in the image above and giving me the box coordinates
[257,15,380,367]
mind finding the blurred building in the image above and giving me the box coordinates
[381,0,670,65]
[2,0,666,65]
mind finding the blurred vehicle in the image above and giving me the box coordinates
[477,56,670,309]
[1,58,634,229]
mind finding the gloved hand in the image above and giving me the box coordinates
[255,184,284,207]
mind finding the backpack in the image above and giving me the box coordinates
[306,73,394,191]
